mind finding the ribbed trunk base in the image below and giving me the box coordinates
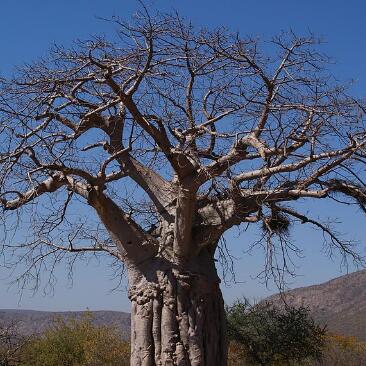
[128,257,227,366]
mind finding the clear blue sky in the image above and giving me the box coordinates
[0,0,365,312]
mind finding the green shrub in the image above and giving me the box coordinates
[20,313,130,366]
[226,299,326,366]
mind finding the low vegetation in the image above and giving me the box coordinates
[1,305,366,366]
[0,314,129,366]
[318,333,366,366]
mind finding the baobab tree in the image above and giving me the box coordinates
[1,9,366,366]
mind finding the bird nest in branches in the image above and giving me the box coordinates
[262,212,291,236]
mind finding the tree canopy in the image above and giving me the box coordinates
[1,10,365,285]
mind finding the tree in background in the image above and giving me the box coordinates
[1,4,366,365]
[226,299,326,366]
[20,314,129,366]
[0,322,25,366]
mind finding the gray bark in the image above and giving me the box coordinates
[128,247,227,366]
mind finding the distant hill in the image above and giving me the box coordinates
[0,309,131,339]
[267,269,366,340]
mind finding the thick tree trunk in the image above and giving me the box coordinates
[128,250,227,366]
